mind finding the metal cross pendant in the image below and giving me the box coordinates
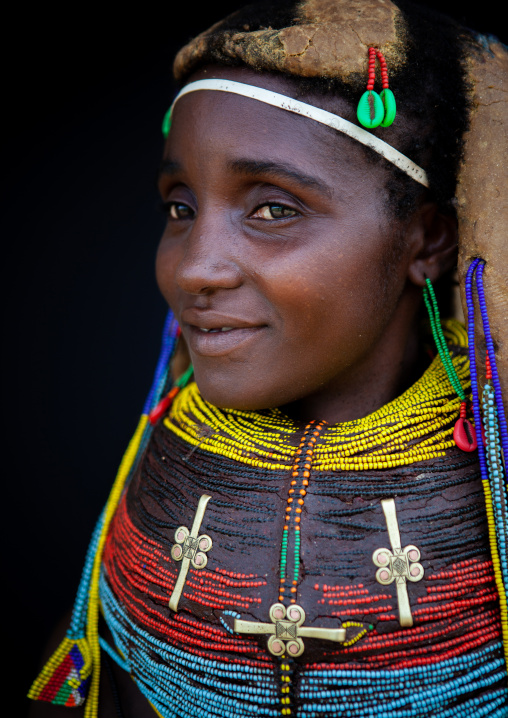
[373,498,424,627]
[169,494,212,612]
[234,603,345,658]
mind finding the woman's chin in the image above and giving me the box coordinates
[192,371,285,413]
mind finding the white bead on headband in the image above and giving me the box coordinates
[162,78,429,188]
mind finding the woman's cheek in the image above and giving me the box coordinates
[155,240,178,306]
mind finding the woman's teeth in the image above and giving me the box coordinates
[199,327,234,333]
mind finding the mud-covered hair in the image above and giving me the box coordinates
[175,0,478,222]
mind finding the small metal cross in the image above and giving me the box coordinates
[373,498,424,627]
[234,603,345,657]
[169,494,212,612]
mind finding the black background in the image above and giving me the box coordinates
[3,2,505,714]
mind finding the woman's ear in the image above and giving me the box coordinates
[406,202,458,286]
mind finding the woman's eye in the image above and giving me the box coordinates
[251,204,298,220]
[163,201,195,220]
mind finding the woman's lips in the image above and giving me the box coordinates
[186,324,266,356]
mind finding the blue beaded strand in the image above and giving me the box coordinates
[138,309,180,458]
[100,573,279,717]
[98,636,129,672]
[67,509,106,638]
[299,643,506,717]
[476,262,508,471]
[220,611,241,635]
[465,259,488,477]
[466,259,508,593]
[482,384,508,575]
[142,309,180,416]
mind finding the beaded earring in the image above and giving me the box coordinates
[357,47,397,129]
[423,278,477,452]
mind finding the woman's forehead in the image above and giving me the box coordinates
[172,65,415,182]
[167,67,389,191]
[186,64,358,120]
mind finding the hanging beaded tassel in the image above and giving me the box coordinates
[357,47,397,129]
[423,278,477,451]
[465,258,508,669]
[28,309,185,715]
[26,516,104,706]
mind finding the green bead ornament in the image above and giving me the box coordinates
[162,107,172,138]
[380,88,396,127]
[357,90,384,129]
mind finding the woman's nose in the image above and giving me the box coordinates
[174,221,243,295]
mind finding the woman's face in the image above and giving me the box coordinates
[156,67,424,421]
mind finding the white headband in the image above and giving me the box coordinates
[170,79,429,188]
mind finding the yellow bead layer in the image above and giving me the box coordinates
[280,660,292,716]
[482,479,508,672]
[84,414,149,718]
[165,319,470,472]
[342,621,370,647]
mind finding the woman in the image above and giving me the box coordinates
[29,0,508,716]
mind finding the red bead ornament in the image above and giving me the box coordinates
[453,401,477,452]
[366,47,377,90]
[485,350,493,380]
[149,386,179,425]
[358,48,396,128]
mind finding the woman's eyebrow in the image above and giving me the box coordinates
[228,158,332,197]
[158,159,182,179]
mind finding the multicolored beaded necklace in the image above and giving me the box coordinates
[28,260,508,717]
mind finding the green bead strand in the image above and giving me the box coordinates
[423,279,465,401]
[176,363,194,389]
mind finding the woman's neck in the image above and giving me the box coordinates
[282,301,428,425]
